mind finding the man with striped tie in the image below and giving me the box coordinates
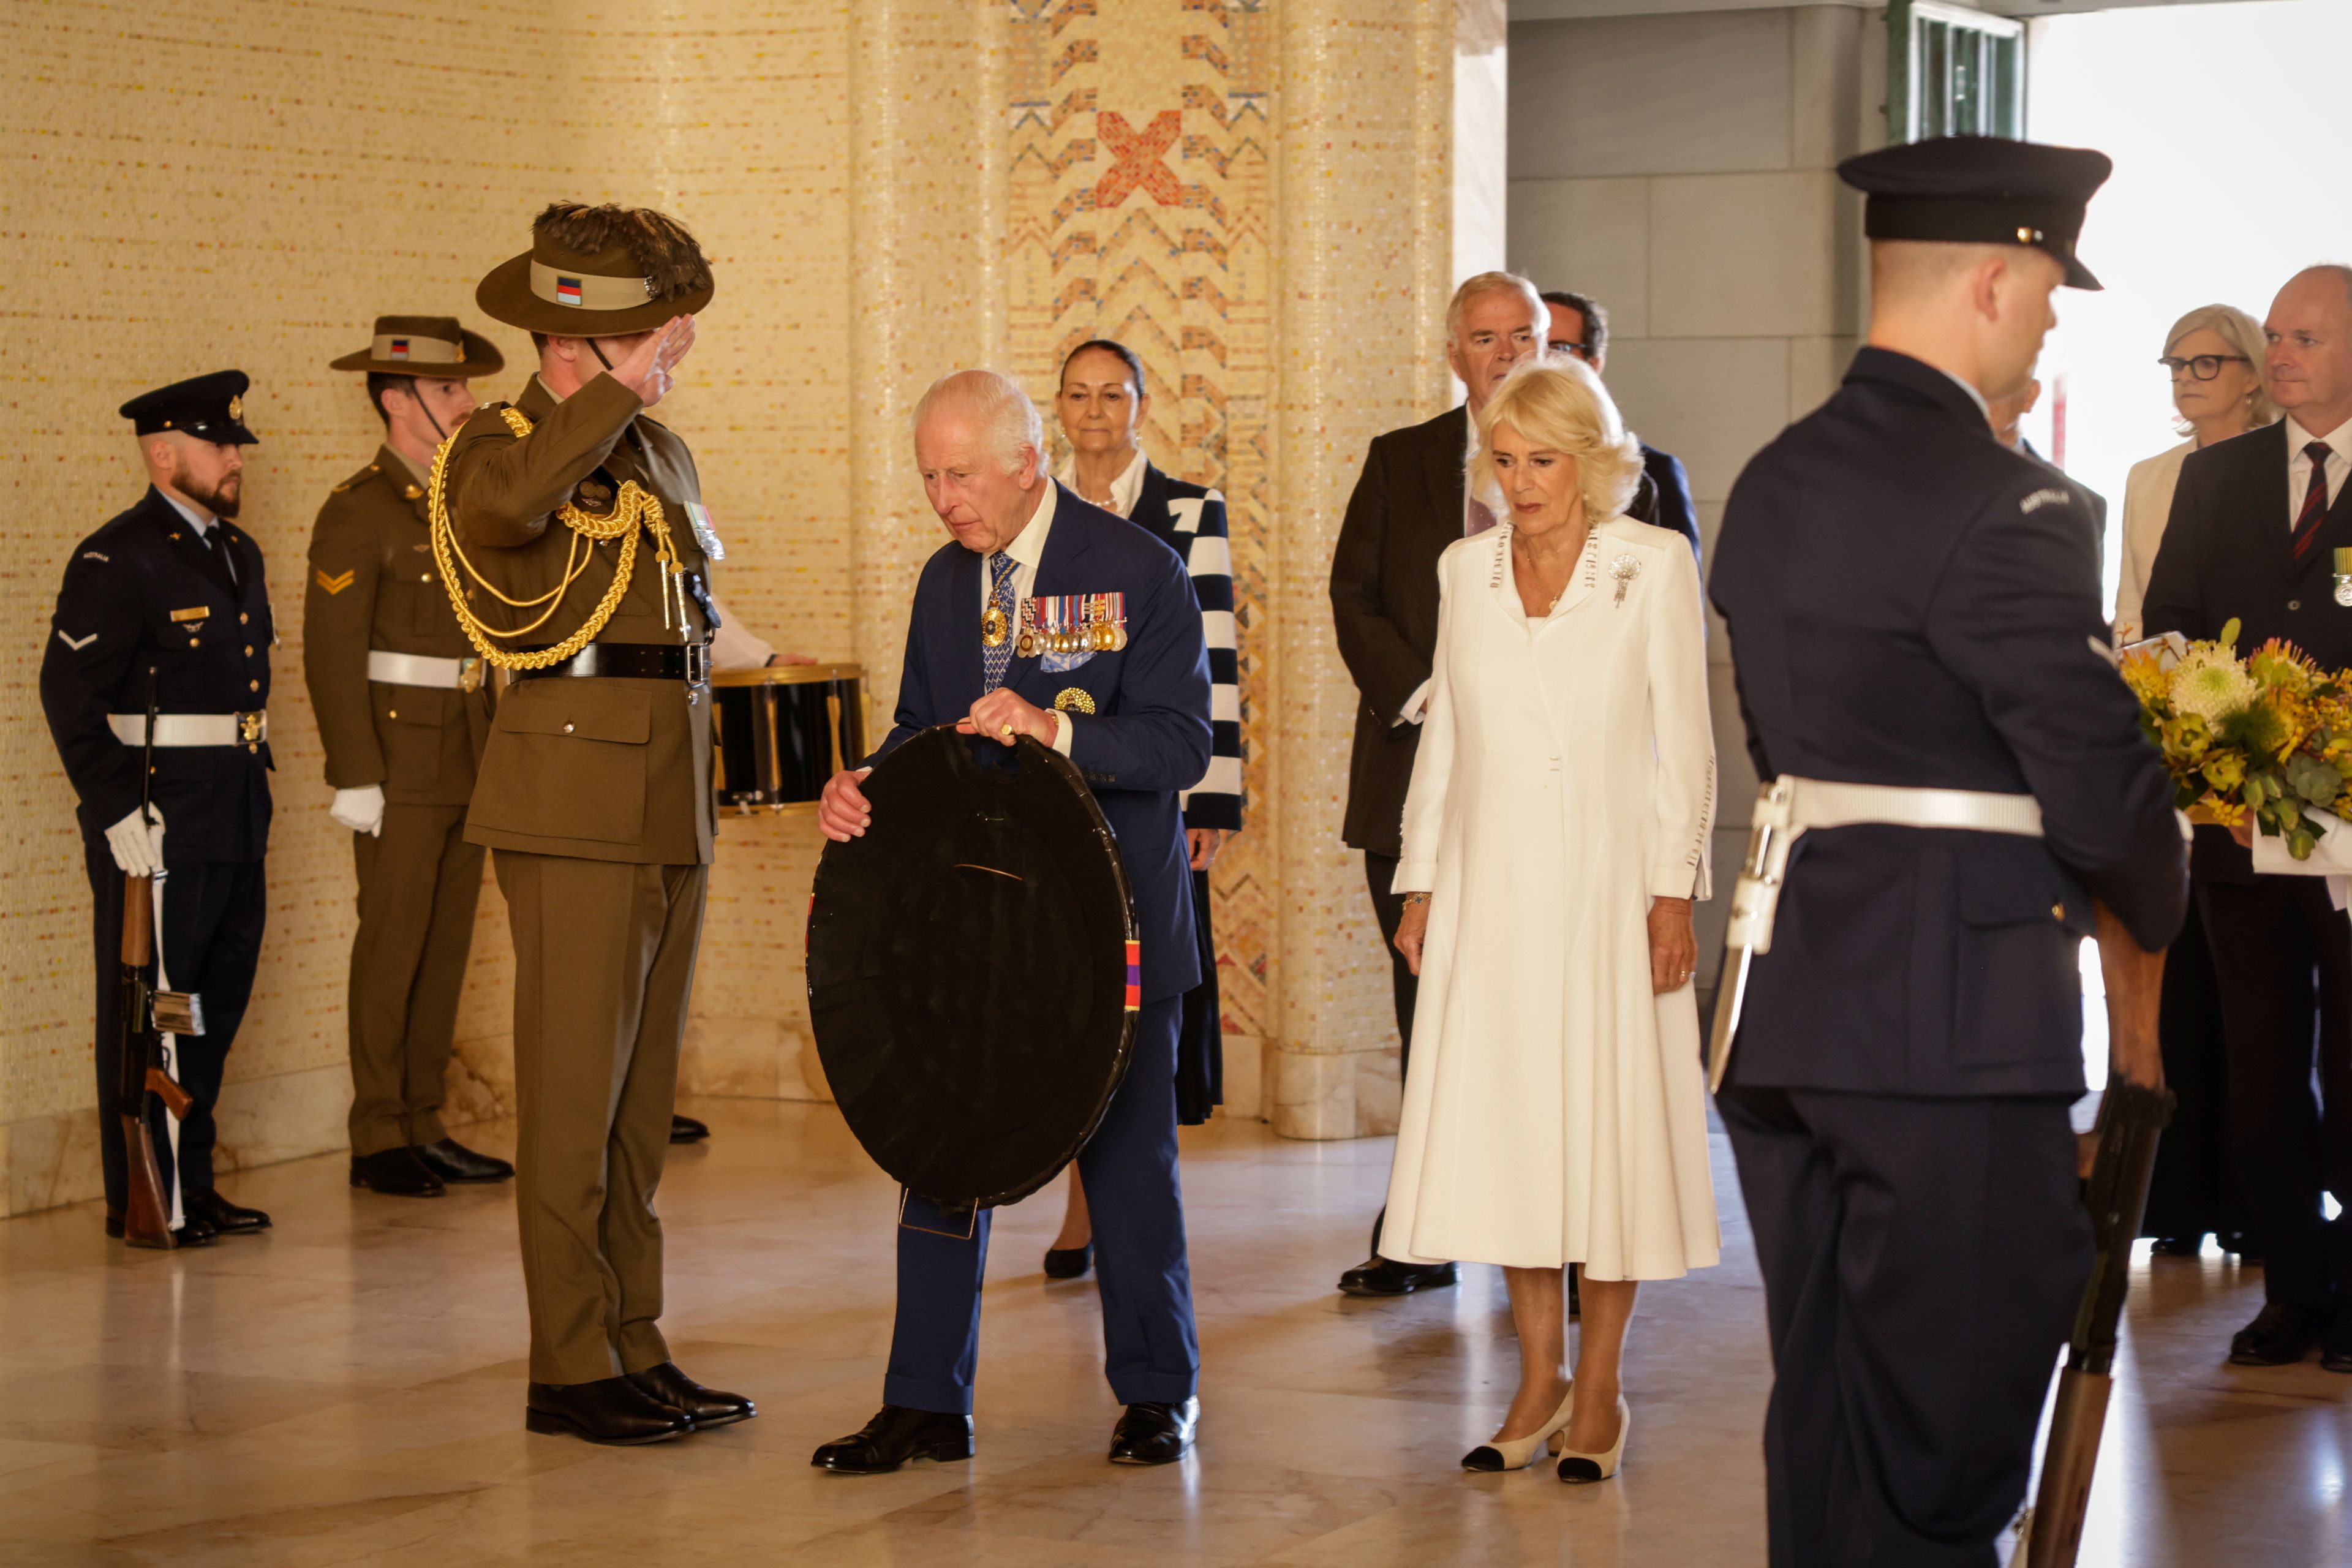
[2144,263,2352,1374]
[812,368,1213,1472]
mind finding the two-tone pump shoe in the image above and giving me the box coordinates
[1461,1385,1576,1472]
[1555,1392,1630,1484]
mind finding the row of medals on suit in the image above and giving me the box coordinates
[983,594,1129,657]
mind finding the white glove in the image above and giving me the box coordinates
[104,806,165,878]
[330,785,386,837]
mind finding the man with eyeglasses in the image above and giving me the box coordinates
[1540,290,1702,563]
[2144,263,2352,1376]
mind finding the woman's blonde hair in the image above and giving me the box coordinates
[1471,357,1644,521]
[2163,303,2278,432]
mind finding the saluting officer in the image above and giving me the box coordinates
[1708,138,2187,1566]
[438,202,749,1446]
[40,371,277,1246]
[307,317,515,1198]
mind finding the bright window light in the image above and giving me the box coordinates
[2025,1,2352,618]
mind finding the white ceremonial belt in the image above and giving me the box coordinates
[108,710,268,747]
[367,649,481,690]
[1706,775,2043,1092]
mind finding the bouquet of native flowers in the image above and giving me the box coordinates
[2119,619,2352,860]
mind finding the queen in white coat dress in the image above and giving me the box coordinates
[1384,358,1718,1485]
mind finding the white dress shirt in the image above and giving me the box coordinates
[1055,448,1148,519]
[2284,416,2352,528]
[159,489,236,586]
[978,481,1075,755]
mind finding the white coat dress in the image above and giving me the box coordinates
[1380,518,1721,1280]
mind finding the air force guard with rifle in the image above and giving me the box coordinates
[40,371,277,1247]
[307,317,515,1199]
[435,202,751,1447]
[1708,137,2187,1567]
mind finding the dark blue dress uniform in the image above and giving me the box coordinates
[39,372,273,1224]
[1708,140,2187,1568]
[872,483,1211,1423]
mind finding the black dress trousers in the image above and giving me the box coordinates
[2196,875,2352,1310]
[1720,1086,2089,1568]
[83,831,266,1211]
[1172,867,1224,1126]
[2139,898,2246,1244]
[1362,850,1419,1074]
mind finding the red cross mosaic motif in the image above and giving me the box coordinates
[1095,110,1183,207]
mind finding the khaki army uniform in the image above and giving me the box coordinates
[442,369,717,1386]
[303,447,492,1158]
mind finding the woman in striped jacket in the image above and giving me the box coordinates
[1044,338,1242,1278]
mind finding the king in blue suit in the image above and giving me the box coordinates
[812,371,1212,1473]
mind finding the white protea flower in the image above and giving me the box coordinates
[2169,648,2257,725]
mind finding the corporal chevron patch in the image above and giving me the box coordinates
[315,567,356,595]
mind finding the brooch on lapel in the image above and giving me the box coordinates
[1610,554,1642,608]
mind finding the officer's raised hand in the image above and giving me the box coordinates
[818,767,873,842]
[606,315,696,407]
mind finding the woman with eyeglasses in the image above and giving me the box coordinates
[2115,304,2276,641]
[2117,303,2275,1266]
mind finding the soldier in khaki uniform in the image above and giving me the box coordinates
[307,316,518,1199]
[438,202,750,1446]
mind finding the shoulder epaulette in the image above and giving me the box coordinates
[329,461,383,496]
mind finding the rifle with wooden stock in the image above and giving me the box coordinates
[114,674,198,1250]
[2014,900,2174,1567]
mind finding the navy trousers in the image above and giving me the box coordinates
[886,996,1199,1415]
[1719,1087,2088,1568]
[83,831,266,1212]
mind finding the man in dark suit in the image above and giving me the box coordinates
[812,369,1213,1471]
[40,371,277,1246]
[1711,137,2185,1566]
[1329,269,1546,1297]
[2143,262,2352,1374]
[1541,289,1702,562]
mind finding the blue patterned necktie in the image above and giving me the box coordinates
[983,549,1018,692]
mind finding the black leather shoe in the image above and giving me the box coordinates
[2230,1302,2323,1366]
[182,1187,270,1234]
[525,1376,693,1445]
[627,1362,756,1427]
[417,1138,514,1184]
[669,1114,710,1145]
[2222,1231,2264,1264]
[350,1147,444,1197]
[2150,1234,2206,1258]
[1338,1257,1458,1297]
[1044,1242,1093,1279]
[812,1406,974,1473]
[104,1211,216,1246]
[1109,1397,1199,1464]
[2323,1312,2352,1375]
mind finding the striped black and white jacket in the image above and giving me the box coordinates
[1060,453,1242,831]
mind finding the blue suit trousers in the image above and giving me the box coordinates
[885,996,1199,1414]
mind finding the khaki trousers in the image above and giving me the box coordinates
[348,803,484,1156]
[495,850,707,1385]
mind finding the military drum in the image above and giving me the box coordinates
[710,662,866,812]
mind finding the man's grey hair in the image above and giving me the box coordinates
[911,368,1044,473]
[1444,270,1545,349]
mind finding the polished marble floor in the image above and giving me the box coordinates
[0,1102,2343,1567]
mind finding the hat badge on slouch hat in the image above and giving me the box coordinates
[119,369,260,445]
[1837,134,2114,290]
[328,315,506,379]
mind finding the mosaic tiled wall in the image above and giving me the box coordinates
[1,0,1472,1215]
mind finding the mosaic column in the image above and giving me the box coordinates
[1264,0,1466,1138]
